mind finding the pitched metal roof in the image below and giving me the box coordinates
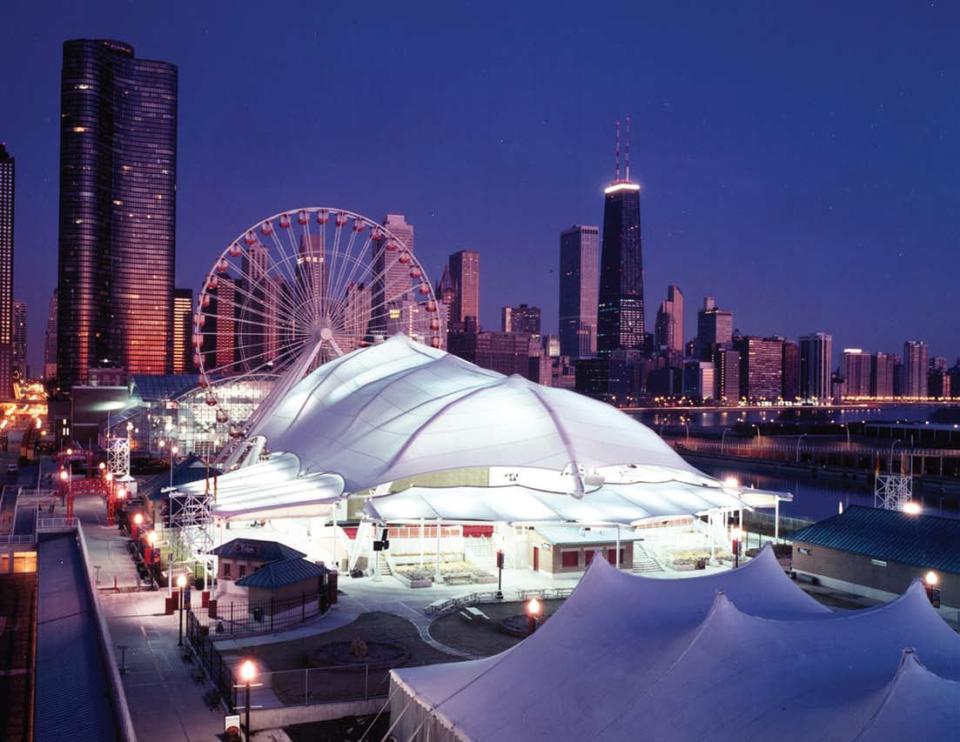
[792,505,960,574]
[210,537,306,563]
[140,456,209,501]
[235,557,325,589]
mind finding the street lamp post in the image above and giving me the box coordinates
[168,445,179,489]
[176,573,187,646]
[890,439,902,473]
[239,660,257,741]
[720,427,731,456]
[752,424,762,448]
[731,527,743,568]
[795,433,807,463]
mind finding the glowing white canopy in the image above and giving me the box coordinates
[252,334,703,494]
[390,546,960,741]
[364,480,750,525]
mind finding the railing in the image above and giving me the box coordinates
[186,611,390,711]
[186,610,235,710]
[426,586,576,616]
[37,517,78,533]
[190,585,331,639]
[0,534,35,546]
[676,438,960,460]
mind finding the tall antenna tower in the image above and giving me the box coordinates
[625,115,631,181]
[614,120,621,181]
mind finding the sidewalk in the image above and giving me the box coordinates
[76,496,143,591]
[76,496,227,741]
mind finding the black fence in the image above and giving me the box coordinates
[190,586,332,638]
[186,609,236,711]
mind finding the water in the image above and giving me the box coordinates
[633,404,952,431]
[696,462,959,523]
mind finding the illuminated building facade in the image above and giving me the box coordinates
[0,144,14,399]
[598,178,644,355]
[841,349,871,398]
[44,290,58,380]
[559,225,599,358]
[448,250,480,327]
[502,304,541,335]
[799,332,833,400]
[902,340,929,398]
[12,301,26,379]
[173,288,192,374]
[654,284,684,356]
[735,336,784,401]
[57,39,177,388]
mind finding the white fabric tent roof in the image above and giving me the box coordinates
[389,546,960,741]
[180,454,343,518]
[364,480,750,526]
[253,334,704,493]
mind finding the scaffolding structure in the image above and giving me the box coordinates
[108,437,130,478]
[167,488,216,589]
[874,473,913,511]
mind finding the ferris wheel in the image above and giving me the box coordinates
[192,207,444,434]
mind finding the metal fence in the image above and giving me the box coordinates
[186,610,236,710]
[426,586,576,616]
[244,665,391,708]
[190,586,331,639]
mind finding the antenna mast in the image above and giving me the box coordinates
[615,120,621,181]
[625,115,631,181]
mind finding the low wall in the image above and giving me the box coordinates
[251,697,385,730]
[76,523,139,742]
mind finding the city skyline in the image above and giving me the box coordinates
[2,3,959,372]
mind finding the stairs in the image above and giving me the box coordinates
[376,551,392,577]
[632,543,664,574]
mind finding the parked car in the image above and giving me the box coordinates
[6,464,17,475]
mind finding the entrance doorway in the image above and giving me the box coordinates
[532,546,539,571]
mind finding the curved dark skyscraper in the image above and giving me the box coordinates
[57,39,177,387]
[597,122,644,355]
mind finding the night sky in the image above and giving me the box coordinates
[2,1,958,373]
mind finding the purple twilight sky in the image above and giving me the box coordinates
[2,0,959,372]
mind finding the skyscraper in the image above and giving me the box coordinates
[696,297,733,358]
[0,144,14,398]
[558,225,599,358]
[654,284,684,356]
[735,336,783,401]
[799,332,833,400]
[448,250,480,326]
[12,301,26,380]
[44,290,58,380]
[841,349,871,398]
[172,289,192,374]
[903,341,929,398]
[502,304,541,335]
[597,122,644,355]
[871,352,896,398]
[57,39,177,388]
[373,214,414,335]
[781,340,801,401]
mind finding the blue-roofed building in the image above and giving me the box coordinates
[792,506,960,611]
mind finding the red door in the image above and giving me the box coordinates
[533,546,540,571]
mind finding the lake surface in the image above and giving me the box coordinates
[696,462,959,523]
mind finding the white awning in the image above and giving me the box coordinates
[364,479,749,525]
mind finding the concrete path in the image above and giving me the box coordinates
[76,496,143,591]
[76,496,227,741]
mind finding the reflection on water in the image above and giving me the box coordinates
[635,404,945,430]
[696,463,959,523]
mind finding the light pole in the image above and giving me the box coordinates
[240,659,257,741]
[731,527,743,568]
[795,433,807,463]
[752,424,762,447]
[169,445,179,489]
[526,597,542,635]
[840,423,851,449]
[720,427,731,456]
[177,573,187,646]
[889,439,902,473]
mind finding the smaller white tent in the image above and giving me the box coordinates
[388,546,960,741]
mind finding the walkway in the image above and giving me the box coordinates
[76,496,142,591]
[76,496,226,741]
